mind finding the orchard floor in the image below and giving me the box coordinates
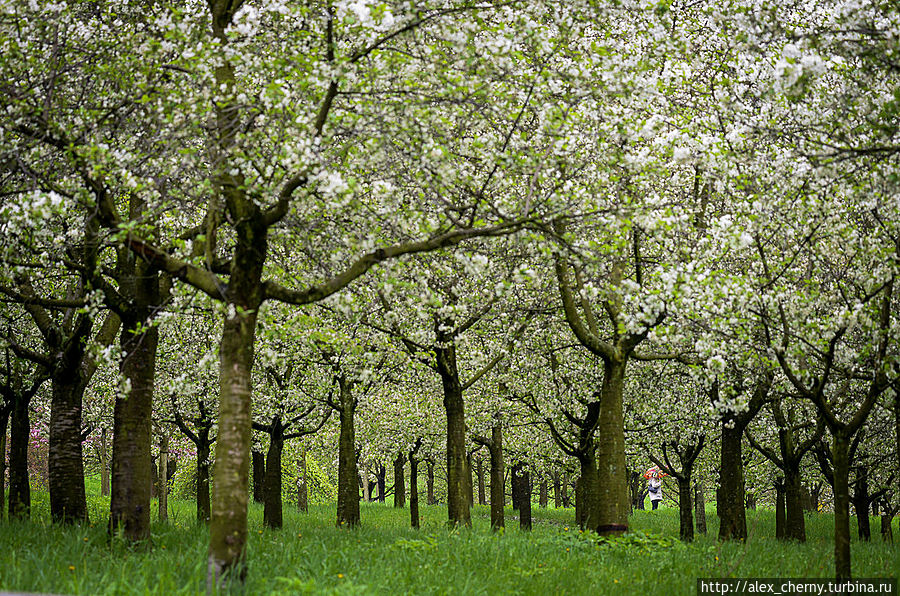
[1,484,897,595]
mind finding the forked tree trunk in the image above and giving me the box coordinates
[159,433,169,523]
[718,423,746,540]
[336,379,360,527]
[8,397,30,518]
[110,309,160,541]
[263,431,284,529]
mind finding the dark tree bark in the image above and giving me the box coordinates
[263,430,284,529]
[473,424,504,530]
[375,462,386,503]
[393,451,406,508]
[335,377,360,527]
[252,450,265,504]
[718,423,746,540]
[518,466,532,531]
[159,432,169,523]
[0,403,8,518]
[694,481,707,535]
[8,395,30,518]
[539,477,548,508]
[553,471,561,508]
[409,439,422,529]
[108,214,165,543]
[511,462,523,512]
[476,456,486,506]
[650,435,705,542]
[109,295,161,541]
[100,427,110,497]
[775,477,786,539]
[426,459,435,505]
[172,401,215,524]
[436,341,470,526]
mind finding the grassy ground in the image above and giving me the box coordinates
[0,480,897,595]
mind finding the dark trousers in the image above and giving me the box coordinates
[651,499,659,510]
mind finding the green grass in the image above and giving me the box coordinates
[0,481,897,595]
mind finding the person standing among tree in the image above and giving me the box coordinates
[645,466,667,510]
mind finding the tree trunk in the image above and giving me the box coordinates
[476,456,486,506]
[539,477,548,508]
[678,477,693,542]
[109,314,159,541]
[553,471,561,508]
[297,448,308,512]
[251,450,265,504]
[489,425,504,530]
[100,427,110,497]
[361,464,370,502]
[393,451,405,508]
[832,434,851,580]
[336,379,360,527]
[784,463,806,541]
[263,430,283,529]
[694,481,707,535]
[207,303,260,586]
[595,359,628,535]
[775,477,785,540]
[426,460,435,505]
[717,422,746,540]
[48,378,88,523]
[409,454,419,529]
[0,407,7,519]
[852,466,871,541]
[578,456,600,531]
[197,431,211,523]
[437,344,470,526]
[519,466,532,531]
[159,432,169,523]
[511,462,523,512]
[8,396,30,518]
[375,463,386,502]
[881,512,893,543]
